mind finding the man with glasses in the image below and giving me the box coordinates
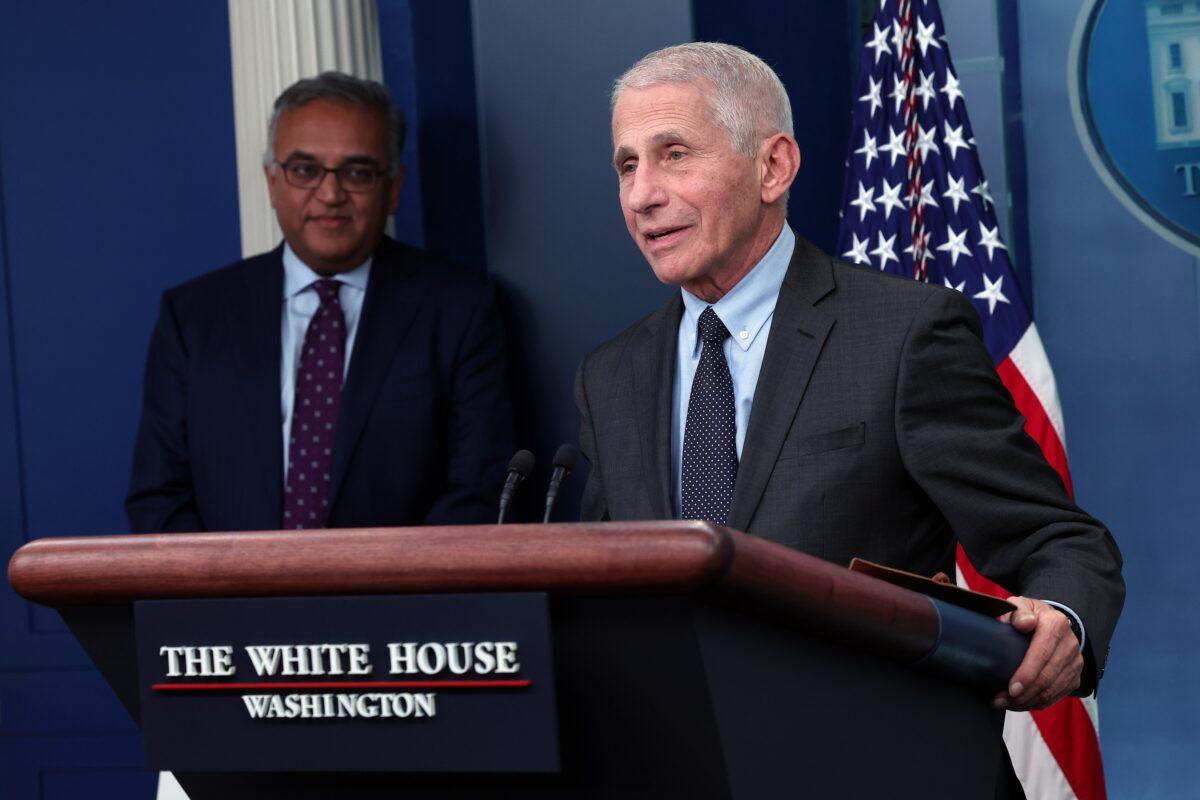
[126,72,514,533]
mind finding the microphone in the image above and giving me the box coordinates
[542,444,579,523]
[497,449,535,523]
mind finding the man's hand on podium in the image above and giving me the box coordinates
[993,596,1083,711]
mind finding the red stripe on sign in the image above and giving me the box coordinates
[995,357,1075,500]
[153,680,532,691]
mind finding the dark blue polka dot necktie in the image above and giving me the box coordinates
[681,306,738,524]
[284,279,345,529]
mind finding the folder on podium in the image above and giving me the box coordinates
[8,521,1027,799]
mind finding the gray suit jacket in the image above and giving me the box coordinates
[575,236,1124,693]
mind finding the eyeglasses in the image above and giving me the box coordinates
[275,159,389,193]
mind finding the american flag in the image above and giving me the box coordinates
[836,2,1106,798]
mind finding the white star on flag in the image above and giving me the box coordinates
[936,226,972,266]
[943,174,970,213]
[972,179,994,209]
[890,19,904,58]
[850,181,877,221]
[867,23,891,64]
[910,178,939,210]
[870,231,899,269]
[943,122,969,160]
[880,125,906,166]
[941,69,964,108]
[842,233,871,265]
[859,75,883,116]
[943,277,966,292]
[915,124,939,161]
[877,179,905,218]
[973,273,1010,314]
[889,73,906,114]
[916,18,942,56]
[977,222,1008,260]
[914,70,937,110]
[854,131,879,168]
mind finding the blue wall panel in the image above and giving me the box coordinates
[470,0,696,518]
[0,1,241,797]
[402,0,487,268]
[377,0,426,250]
[378,0,486,267]
[1015,2,1199,796]
[0,1,241,545]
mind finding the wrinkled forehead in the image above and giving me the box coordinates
[611,78,719,119]
[610,80,722,146]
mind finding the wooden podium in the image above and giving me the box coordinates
[8,521,1026,799]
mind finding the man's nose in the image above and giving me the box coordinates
[315,168,347,203]
[625,165,666,214]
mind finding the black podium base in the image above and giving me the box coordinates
[64,595,1003,799]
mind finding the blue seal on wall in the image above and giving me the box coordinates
[1070,0,1200,256]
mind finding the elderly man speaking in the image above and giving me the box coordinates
[576,42,1123,731]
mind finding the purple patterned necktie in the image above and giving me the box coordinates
[284,279,346,529]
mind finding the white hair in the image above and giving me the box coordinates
[612,42,793,157]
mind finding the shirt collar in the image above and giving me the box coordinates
[680,224,795,353]
[282,243,373,299]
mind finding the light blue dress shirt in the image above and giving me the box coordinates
[672,224,795,514]
[280,244,371,476]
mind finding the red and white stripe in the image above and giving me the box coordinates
[957,322,1106,800]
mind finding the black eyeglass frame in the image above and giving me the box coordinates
[274,159,391,193]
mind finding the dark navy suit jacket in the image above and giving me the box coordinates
[126,236,515,533]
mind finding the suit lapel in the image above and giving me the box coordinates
[326,240,419,515]
[632,294,682,520]
[728,239,836,532]
[233,249,286,528]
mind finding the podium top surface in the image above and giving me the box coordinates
[8,521,942,662]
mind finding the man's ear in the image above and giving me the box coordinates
[760,133,801,205]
